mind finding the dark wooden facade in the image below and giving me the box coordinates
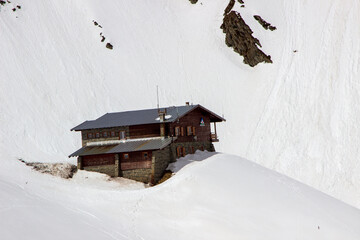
[168,108,212,142]
[129,124,160,139]
[82,151,152,171]
[83,154,115,167]
[72,104,224,183]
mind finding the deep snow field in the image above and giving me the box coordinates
[1,151,360,240]
[1,0,360,238]
[1,0,359,209]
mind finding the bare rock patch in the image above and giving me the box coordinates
[221,11,272,67]
[254,15,276,31]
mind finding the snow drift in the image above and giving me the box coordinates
[0,0,360,208]
[1,152,359,240]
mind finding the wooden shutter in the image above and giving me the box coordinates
[182,147,186,157]
[176,147,181,157]
[181,127,184,136]
[175,126,180,136]
[192,126,196,135]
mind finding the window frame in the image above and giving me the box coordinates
[123,153,129,160]
[119,130,126,140]
[175,126,180,136]
[187,126,192,136]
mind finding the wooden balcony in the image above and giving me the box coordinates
[210,133,219,142]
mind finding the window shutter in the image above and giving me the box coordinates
[181,127,184,136]
[182,147,186,157]
[176,147,180,157]
[192,126,196,136]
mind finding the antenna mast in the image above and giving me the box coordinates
[156,85,159,109]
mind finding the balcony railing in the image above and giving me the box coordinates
[210,133,219,142]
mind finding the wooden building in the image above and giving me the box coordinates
[69,103,225,184]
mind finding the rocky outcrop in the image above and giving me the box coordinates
[23,161,77,179]
[189,0,198,4]
[106,43,113,50]
[224,0,235,15]
[221,11,272,67]
[254,15,276,31]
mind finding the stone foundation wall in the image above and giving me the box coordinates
[84,164,116,177]
[170,141,215,162]
[152,146,172,183]
[121,168,152,183]
[79,141,214,184]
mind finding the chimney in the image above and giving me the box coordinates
[158,109,166,122]
[158,109,166,137]
[186,102,190,106]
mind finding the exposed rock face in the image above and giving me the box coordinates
[221,11,272,67]
[224,0,235,15]
[254,15,276,31]
[106,43,113,50]
[189,0,198,4]
[25,162,77,179]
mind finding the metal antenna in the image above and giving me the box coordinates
[156,85,159,110]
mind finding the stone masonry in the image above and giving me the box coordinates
[84,164,116,177]
[78,141,215,184]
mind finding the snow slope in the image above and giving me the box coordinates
[1,0,360,208]
[1,152,360,240]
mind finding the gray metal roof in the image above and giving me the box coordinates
[71,104,225,131]
[71,105,197,131]
[69,137,173,157]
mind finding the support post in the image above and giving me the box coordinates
[77,156,83,170]
[214,122,217,139]
[115,154,120,177]
[160,123,165,137]
[150,156,156,186]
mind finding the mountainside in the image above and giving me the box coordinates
[1,0,360,208]
[1,152,360,240]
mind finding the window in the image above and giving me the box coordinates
[175,126,180,136]
[111,131,115,137]
[119,131,126,140]
[143,152,149,160]
[176,146,186,157]
[87,133,93,139]
[123,153,129,159]
[95,132,100,138]
[187,126,192,136]
[103,132,108,137]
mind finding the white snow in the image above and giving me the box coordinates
[0,0,359,229]
[1,152,360,239]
